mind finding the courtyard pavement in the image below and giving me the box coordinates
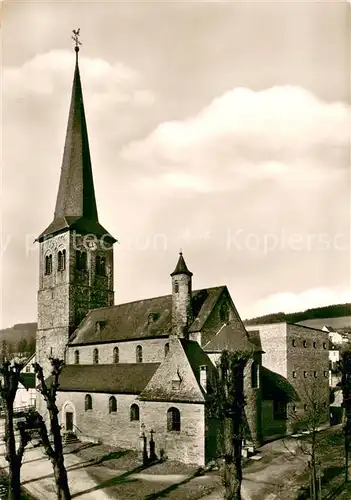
[0,428,340,499]
[0,441,112,499]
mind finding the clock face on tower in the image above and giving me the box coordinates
[86,239,98,251]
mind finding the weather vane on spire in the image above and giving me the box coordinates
[72,29,82,52]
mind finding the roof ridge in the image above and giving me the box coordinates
[87,285,227,312]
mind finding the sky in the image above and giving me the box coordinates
[1,0,350,328]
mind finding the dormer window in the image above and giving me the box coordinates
[74,350,79,364]
[45,255,52,275]
[96,321,106,334]
[136,345,143,363]
[57,250,66,271]
[93,348,99,364]
[172,380,181,390]
[113,347,119,364]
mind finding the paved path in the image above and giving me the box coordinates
[0,442,112,499]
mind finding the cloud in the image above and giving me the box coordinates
[122,85,350,192]
[251,287,351,317]
[3,50,155,109]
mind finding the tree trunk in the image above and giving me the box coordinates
[223,417,242,500]
[53,459,71,500]
[7,457,21,500]
[4,406,22,500]
[51,411,71,500]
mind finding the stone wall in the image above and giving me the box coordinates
[286,323,329,426]
[37,231,115,378]
[246,323,288,378]
[140,400,205,465]
[66,338,169,365]
[261,400,287,440]
[171,274,192,338]
[56,391,205,465]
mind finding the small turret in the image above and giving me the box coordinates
[170,252,193,338]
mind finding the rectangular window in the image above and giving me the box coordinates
[304,371,308,378]
[292,339,296,347]
[293,371,297,378]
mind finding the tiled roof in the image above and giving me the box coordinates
[246,329,263,351]
[203,322,258,353]
[69,286,225,345]
[139,338,206,403]
[19,373,36,389]
[171,252,193,277]
[53,363,160,394]
[324,325,335,332]
[181,339,217,387]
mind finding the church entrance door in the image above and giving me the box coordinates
[66,412,73,432]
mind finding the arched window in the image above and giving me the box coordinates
[81,251,87,270]
[93,348,99,364]
[74,350,79,364]
[136,345,143,363]
[45,254,52,275]
[167,407,181,432]
[251,361,258,388]
[96,255,106,276]
[76,251,87,271]
[113,347,119,364]
[130,404,140,421]
[57,250,66,271]
[164,343,170,357]
[85,394,92,411]
[95,256,100,274]
[174,282,179,293]
[109,396,117,414]
[100,257,106,275]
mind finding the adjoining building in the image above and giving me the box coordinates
[246,323,330,436]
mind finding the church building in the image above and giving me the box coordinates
[32,42,325,465]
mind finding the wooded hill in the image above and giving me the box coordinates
[244,303,351,327]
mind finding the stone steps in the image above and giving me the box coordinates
[63,432,80,446]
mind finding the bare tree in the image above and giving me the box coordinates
[207,349,252,500]
[285,380,330,500]
[0,360,32,500]
[33,358,71,500]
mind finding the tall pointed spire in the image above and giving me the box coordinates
[54,42,98,222]
[38,34,115,242]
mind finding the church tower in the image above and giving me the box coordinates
[36,41,116,376]
[171,252,193,339]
